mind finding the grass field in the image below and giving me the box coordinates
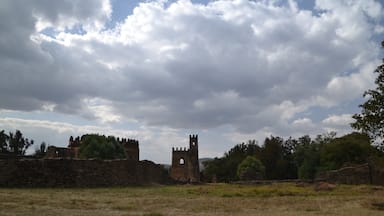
[1,183,384,215]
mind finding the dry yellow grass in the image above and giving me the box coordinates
[0,183,383,215]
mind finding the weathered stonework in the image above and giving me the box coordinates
[0,158,169,187]
[119,138,139,161]
[0,135,169,187]
[316,163,384,185]
[170,135,200,183]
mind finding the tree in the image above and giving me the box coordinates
[79,134,126,159]
[0,130,9,153]
[203,140,261,182]
[352,40,384,149]
[8,130,33,155]
[319,132,373,170]
[294,135,320,179]
[281,137,299,179]
[260,136,284,179]
[237,156,265,180]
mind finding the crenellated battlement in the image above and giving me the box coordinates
[68,136,81,148]
[172,147,188,152]
[118,138,139,148]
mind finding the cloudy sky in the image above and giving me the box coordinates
[0,0,383,163]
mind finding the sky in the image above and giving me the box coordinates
[0,0,383,164]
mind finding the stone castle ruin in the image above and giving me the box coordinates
[0,134,201,187]
[46,136,139,161]
[170,135,200,183]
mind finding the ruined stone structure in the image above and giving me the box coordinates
[118,138,139,161]
[316,163,384,185]
[0,135,172,187]
[170,135,200,183]
[46,136,139,160]
[0,158,169,187]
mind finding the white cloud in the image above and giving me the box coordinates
[322,114,353,126]
[0,0,383,162]
[33,0,112,32]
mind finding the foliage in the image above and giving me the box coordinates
[79,134,126,159]
[259,136,293,179]
[0,129,33,155]
[237,156,265,180]
[319,132,374,170]
[352,40,384,149]
[203,131,384,181]
[0,130,9,153]
[294,133,336,179]
[203,140,260,182]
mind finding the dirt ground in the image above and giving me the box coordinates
[1,183,384,216]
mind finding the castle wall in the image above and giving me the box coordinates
[46,146,74,159]
[121,140,139,161]
[316,163,384,185]
[170,150,190,182]
[0,159,169,187]
[170,135,200,183]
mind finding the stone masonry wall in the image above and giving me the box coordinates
[0,159,169,187]
[316,163,384,185]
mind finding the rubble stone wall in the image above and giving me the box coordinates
[317,163,384,185]
[0,159,169,187]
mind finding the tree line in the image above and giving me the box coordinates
[203,132,383,182]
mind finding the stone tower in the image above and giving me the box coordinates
[170,135,200,183]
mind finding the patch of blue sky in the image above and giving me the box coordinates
[39,24,86,37]
[108,0,210,27]
[64,24,87,35]
[40,27,56,37]
[296,0,315,10]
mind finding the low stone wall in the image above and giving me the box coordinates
[0,159,169,187]
[316,163,384,185]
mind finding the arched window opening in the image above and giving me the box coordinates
[179,158,185,165]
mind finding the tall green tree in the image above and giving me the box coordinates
[260,136,284,179]
[237,156,265,180]
[352,40,384,149]
[294,135,320,179]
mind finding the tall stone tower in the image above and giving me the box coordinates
[170,135,200,183]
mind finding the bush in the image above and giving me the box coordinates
[79,134,126,159]
[237,156,265,180]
